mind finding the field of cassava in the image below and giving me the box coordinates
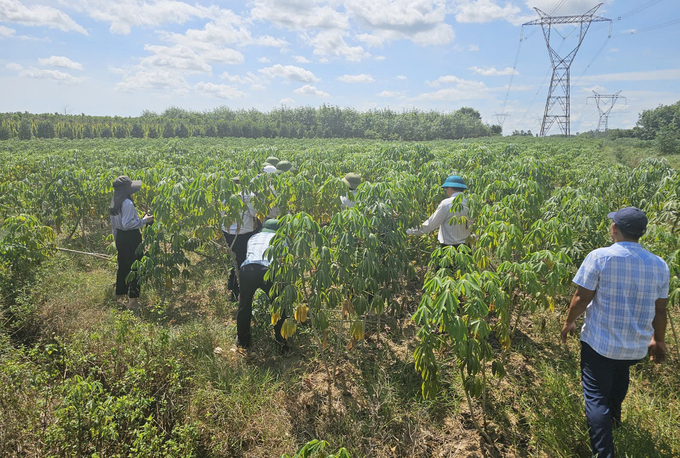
[0,136,678,457]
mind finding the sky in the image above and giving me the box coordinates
[1,0,679,135]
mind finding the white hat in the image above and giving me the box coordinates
[263,165,277,174]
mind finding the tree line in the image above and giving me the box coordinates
[594,99,680,154]
[0,105,501,142]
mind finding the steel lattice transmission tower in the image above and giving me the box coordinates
[587,90,625,134]
[494,113,510,129]
[524,4,611,137]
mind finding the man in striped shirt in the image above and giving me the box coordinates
[562,207,669,458]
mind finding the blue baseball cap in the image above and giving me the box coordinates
[441,175,467,190]
[607,207,648,237]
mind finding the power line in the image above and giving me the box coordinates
[611,17,680,37]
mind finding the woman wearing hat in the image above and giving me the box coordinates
[340,173,361,209]
[110,176,154,309]
[223,176,260,302]
[406,175,470,247]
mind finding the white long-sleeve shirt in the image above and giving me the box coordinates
[340,190,358,209]
[407,192,470,246]
[110,199,145,238]
[222,193,258,235]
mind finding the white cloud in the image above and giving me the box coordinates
[426,75,464,87]
[319,57,329,63]
[250,0,349,31]
[469,44,479,51]
[578,69,680,83]
[608,48,619,53]
[259,64,320,83]
[307,30,370,62]
[19,67,86,84]
[258,57,270,63]
[6,62,23,71]
[414,79,491,102]
[0,25,15,37]
[279,97,295,105]
[253,35,289,47]
[356,33,385,47]
[470,66,519,76]
[344,0,455,46]
[397,75,407,80]
[293,55,311,63]
[200,46,245,65]
[115,69,190,93]
[0,0,87,34]
[377,90,406,98]
[375,55,386,61]
[453,0,529,26]
[527,0,614,16]
[221,71,265,89]
[294,84,329,97]
[141,44,213,73]
[194,81,247,99]
[623,29,637,35]
[39,56,83,70]
[64,0,219,35]
[582,85,607,93]
[337,74,375,83]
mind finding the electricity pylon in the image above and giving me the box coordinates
[524,4,612,137]
[587,90,625,134]
[494,113,510,129]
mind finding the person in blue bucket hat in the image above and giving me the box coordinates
[406,175,470,247]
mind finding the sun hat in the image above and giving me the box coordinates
[265,156,280,166]
[275,160,293,174]
[441,175,467,190]
[342,173,362,191]
[262,218,280,233]
[110,175,142,213]
[607,207,648,237]
[263,164,277,174]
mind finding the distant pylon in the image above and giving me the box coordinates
[587,91,625,134]
[524,4,612,137]
[494,113,510,129]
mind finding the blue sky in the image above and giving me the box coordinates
[1,0,679,134]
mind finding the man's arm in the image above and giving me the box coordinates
[561,285,596,343]
[649,298,667,363]
[407,202,449,236]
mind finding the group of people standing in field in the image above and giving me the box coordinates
[109,161,669,458]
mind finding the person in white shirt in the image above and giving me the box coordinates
[340,172,361,209]
[110,176,153,310]
[237,219,287,349]
[406,175,470,247]
[223,176,261,301]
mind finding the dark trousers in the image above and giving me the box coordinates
[237,263,286,348]
[115,229,143,298]
[223,230,257,298]
[581,341,640,458]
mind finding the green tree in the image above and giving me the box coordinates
[130,124,144,138]
[0,125,10,140]
[18,119,32,140]
[36,121,56,139]
[175,123,189,138]
[100,126,112,138]
[163,122,175,138]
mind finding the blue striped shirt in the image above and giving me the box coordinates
[573,242,669,360]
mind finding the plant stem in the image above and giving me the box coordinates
[460,367,494,445]
[667,307,680,361]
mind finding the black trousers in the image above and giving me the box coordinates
[581,342,641,458]
[115,229,143,298]
[237,263,286,348]
[223,230,257,298]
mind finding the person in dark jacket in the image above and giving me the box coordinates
[110,176,153,310]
